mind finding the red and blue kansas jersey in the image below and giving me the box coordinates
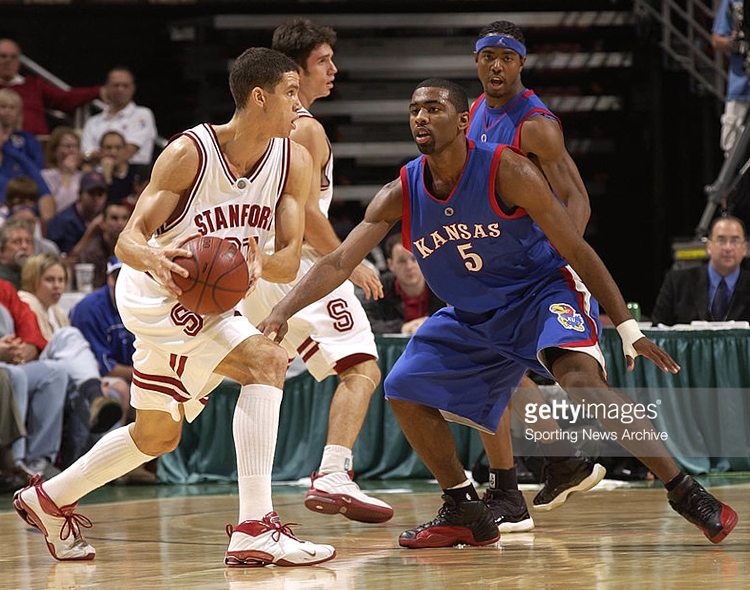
[400,141,566,314]
[467,89,559,148]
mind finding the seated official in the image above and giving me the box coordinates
[651,215,749,325]
[361,234,445,335]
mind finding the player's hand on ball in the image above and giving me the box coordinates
[152,243,193,297]
[629,338,680,374]
[350,262,383,300]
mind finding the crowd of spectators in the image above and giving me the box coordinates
[0,38,148,491]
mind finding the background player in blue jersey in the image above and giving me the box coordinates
[468,20,601,531]
[260,79,737,549]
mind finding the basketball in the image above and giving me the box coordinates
[172,236,250,315]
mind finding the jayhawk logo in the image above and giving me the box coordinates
[549,303,585,332]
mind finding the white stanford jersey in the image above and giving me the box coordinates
[117,122,291,422]
[299,107,333,216]
[261,108,332,256]
[155,123,291,258]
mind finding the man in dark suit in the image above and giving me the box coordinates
[652,216,749,325]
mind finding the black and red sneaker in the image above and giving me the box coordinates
[398,494,499,549]
[533,457,606,511]
[667,475,738,544]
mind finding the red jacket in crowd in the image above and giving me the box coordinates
[1,75,101,135]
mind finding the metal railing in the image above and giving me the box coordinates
[19,53,166,149]
[633,0,725,101]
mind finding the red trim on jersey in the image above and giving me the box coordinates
[399,166,412,252]
[158,131,206,234]
[205,124,236,183]
[421,141,475,204]
[297,336,314,355]
[512,106,562,150]
[275,138,291,200]
[302,343,320,363]
[489,145,528,219]
[247,138,274,183]
[468,93,485,127]
[132,376,190,403]
[133,369,190,395]
[557,266,599,348]
[175,355,187,378]
[334,353,377,375]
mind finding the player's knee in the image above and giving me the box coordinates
[131,414,183,456]
[556,368,598,396]
[132,429,181,456]
[243,340,287,385]
[342,359,381,393]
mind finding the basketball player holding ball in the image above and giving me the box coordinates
[13,48,336,567]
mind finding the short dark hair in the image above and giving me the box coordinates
[229,47,299,110]
[476,21,525,45]
[414,78,469,114]
[5,176,40,208]
[272,18,337,69]
[709,215,747,240]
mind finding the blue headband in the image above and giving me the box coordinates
[475,35,526,58]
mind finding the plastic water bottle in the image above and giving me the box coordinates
[626,302,641,322]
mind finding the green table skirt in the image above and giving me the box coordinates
[158,329,750,483]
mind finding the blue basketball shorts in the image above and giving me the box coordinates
[383,265,605,432]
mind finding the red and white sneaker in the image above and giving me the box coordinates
[224,512,336,567]
[13,475,95,561]
[304,471,394,523]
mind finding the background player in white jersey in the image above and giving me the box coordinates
[242,19,392,523]
[13,47,336,567]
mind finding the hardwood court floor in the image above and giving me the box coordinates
[1,479,748,590]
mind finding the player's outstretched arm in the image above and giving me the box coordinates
[520,116,590,236]
[115,136,196,296]
[497,149,679,374]
[259,178,401,341]
[263,141,312,283]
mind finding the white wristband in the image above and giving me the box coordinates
[616,318,645,358]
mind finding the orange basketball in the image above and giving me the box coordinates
[172,236,249,315]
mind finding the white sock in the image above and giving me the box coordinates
[318,444,353,475]
[234,384,282,522]
[44,426,154,507]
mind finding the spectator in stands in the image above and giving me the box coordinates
[0,278,68,478]
[0,217,33,288]
[70,257,134,384]
[652,215,750,325]
[41,126,83,213]
[0,89,53,220]
[120,165,150,211]
[0,368,31,492]
[81,67,157,166]
[361,234,444,335]
[0,38,102,136]
[19,254,126,461]
[76,202,130,289]
[712,1,750,158]
[46,171,107,255]
[3,177,60,255]
[97,131,138,204]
